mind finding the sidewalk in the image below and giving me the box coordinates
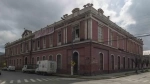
[54,71,145,80]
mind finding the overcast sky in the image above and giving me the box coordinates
[0,0,150,53]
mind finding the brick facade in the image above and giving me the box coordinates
[5,3,144,75]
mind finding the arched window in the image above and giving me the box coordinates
[37,57,40,61]
[99,53,103,70]
[14,60,15,66]
[17,59,18,65]
[20,59,21,65]
[43,56,46,60]
[123,57,125,69]
[25,57,27,65]
[57,54,62,70]
[131,59,134,69]
[49,55,53,61]
[128,58,130,69]
[32,57,34,64]
[111,55,114,70]
[118,56,120,70]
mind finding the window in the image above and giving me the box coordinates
[37,57,40,61]
[37,39,40,48]
[122,38,124,49]
[99,53,103,70]
[17,59,18,65]
[14,60,15,66]
[123,57,125,69]
[111,55,114,70]
[58,31,61,43]
[21,43,23,52]
[131,59,134,69]
[32,57,34,64]
[117,36,119,48]
[32,41,35,50]
[118,56,120,70]
[57,55,62,69]
[49,55,53,61]
[20,59,21,65]
[43,56,46,60]
[49,35,53,47]
[43,37,46,48]
[98,26,103,42]
[110,31,113,46]
[26,42,28,52]
[73,25,80,40]
[128,58,130,69]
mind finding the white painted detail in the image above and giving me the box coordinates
[42,78,48,81]
[30,79,36,82]
[46,78,52,80]
[17,80,21,83]
[1,81,6,84]
[10,80,13,83]
[24,79,29,82]
[36,79,42,82]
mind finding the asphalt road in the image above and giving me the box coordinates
[0,71,87,84]
[72,72,150,84]
[1,71,150,84]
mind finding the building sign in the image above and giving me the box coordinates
[34,27,54,39]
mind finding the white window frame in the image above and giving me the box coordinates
[110,31,113,46]
[98,26,103,42]
[37,39,40,49]
[43,37,46,48]
[73,24,80,41]
[57,31,62,45]
[49,35,53,47]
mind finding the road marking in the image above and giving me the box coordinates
[143,80,149,83]
[52,78,59,81]
[10,80,14,83]
[17,80,21,83]
[36,79,42,82]
[42,78,48,81]
[24,79,29,82]
[30,79,36,82]
[46,78,52,80]
[1,81,6,84]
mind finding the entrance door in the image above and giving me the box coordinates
[73,52,78,74]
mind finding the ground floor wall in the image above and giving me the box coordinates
[5,41,148,75]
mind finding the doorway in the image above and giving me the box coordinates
[73,52,79,74]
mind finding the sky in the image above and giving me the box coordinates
[0,0,150,53]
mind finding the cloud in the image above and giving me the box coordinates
[0,0,149,52]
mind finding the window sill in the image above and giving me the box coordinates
[73,38,80,42]
[50,45,53,47]
[57,42,61,46]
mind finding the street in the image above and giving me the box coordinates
[0,71,86,84]
[1,71,150,84]
[72,72,150,84]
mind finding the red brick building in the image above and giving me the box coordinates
[5,4,143,75]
